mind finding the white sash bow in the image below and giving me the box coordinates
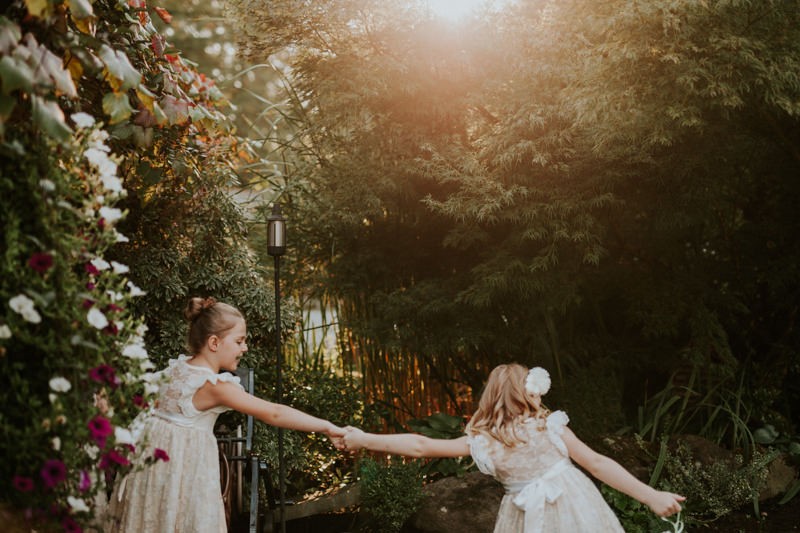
[506,459,572,533]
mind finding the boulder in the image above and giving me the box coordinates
[406,471,504,533]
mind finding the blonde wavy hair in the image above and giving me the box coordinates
[465,364,549,447]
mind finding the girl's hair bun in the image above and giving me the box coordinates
[184,296,217,322]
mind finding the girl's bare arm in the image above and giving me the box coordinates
[344,427,470,458]
[562,427,684,517]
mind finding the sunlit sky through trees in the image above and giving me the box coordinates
[425,0,514,21]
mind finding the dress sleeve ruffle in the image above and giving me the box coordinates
[545,410,570,456]
[467,433,496,476]
[177,364,243,415]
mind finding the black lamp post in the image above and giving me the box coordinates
[267,203,287,533]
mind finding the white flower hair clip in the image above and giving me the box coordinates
[525,367,551,396]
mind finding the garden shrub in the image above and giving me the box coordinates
[0,111,156,529]
[660,443,775,525]
[358,456,424,533]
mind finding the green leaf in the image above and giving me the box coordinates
[0,56,34,95]
[102,91,133,124]
[0,93,15,117]
[31,95,72,142]
[0,17,21,55]
[99,45,142,90]
[67,0,94,19]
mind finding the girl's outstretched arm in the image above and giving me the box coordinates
[194,381,345,439]
[562,427,685,517]
[343,427,470,458]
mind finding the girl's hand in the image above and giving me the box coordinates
[647,490,685,517]
[326,424,347,450]
[342,426,366,452]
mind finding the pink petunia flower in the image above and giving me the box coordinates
[87,416,113,448]
[28,252,54,274]
[78,470,91,492]
[153,448,170,462]
[12,475,34,492]
[40,459,67,489]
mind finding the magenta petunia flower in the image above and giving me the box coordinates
[153,448,170,462]
[103,322,119,336]
[87,416,113,448]
[40,459,67,489]
[86,282,96,291]
[99,449,131,470]
[132,394,148,409]
[62,516,82,533]
[28,252,54,274]
[88,364,116,385]
[12,475,34,492]
[82,299,94,309]
[78,470,91,492]
[84,262,99,276]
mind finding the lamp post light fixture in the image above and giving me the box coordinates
[267,203,287,533]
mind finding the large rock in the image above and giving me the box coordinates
[406,471,504,533]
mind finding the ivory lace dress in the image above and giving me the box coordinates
[105,355,243,532]
[467,411,625,533]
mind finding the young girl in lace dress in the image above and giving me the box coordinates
[105,297,346,532]
[343,364,684,532]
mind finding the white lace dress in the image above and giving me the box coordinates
[105,356,243,532]
[467,411,625,533]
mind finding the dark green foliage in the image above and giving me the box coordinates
[406,412,474,480]
[358,456,424,533]
[228,0,800,444]
[252,366,363,495]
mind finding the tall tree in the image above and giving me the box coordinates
[228,0,800,434]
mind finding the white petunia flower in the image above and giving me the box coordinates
[140,360,155,371]
[52,436,61,451]
[98,206,123,223]
[67,496,90,513]
[90,257,110,271]
[115,231,130,243]
[127,281,146,297]
[106,290,124,302]
[49,376,72,393]
[525,367,551,396]
[111,261,129,274]
[39,179,56,192]
[122,343,148,359]
[71,112,95,129]
[9,294,42,324]
[84,444,99,460]
[0,324,11,339]
[114,426,135,445]
[84,147,111,167]
[101,174,124,193]
[87,308,109,330]
[144,382,160,395]
[49,393,57,403]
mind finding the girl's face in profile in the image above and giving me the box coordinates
[216,319,248,371]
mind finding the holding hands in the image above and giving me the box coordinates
[341,426,366,452]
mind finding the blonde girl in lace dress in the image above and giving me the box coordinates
[105,297,346,532]
[343,364,684,532]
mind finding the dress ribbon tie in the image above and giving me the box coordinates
[506,459,571,533]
